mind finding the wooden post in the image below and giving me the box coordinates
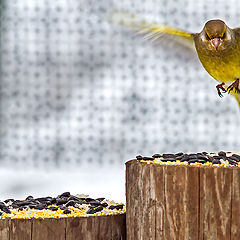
[0,214,126,240]
[126,159,240,240]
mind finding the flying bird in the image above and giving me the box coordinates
[111,13,240,107]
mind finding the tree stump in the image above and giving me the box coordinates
[0,214,126,240]
[126,159,240,240]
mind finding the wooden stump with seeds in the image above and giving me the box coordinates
[0,214,126,240]
[126,159,240,240]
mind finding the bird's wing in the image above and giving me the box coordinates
[232,93,240,109]
[233,27,240,33]
[109,11,196,49]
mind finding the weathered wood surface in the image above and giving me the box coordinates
[0,214,126,240]
[126,159,240,240]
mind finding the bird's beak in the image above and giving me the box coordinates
[210,38,222,50]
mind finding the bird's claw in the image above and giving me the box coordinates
[216,82,226,98]
[227,78,240,94]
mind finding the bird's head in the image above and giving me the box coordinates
[199,19,234,51]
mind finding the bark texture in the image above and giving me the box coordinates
[126,160,239,240]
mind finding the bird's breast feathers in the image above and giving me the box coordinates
[196,45,240,83]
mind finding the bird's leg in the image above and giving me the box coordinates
[216,82,226,97]
[227,78,240,94]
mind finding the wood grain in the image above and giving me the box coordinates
[0,219,9,240]
[32,218,66,240]
[10,219,32,240]
[230,169,240,240]
[126,160,141,240]
[164,165,199,240]
[199,167,232,240]
[0,214,126,240]
[153,164,165,240]
[111,214,126,240]
[126,160,240,240]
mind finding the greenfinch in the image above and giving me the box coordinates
[112,13,240,107]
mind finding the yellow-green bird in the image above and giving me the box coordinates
[112,13,240,107]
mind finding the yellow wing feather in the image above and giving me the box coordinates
[109,11,195,43]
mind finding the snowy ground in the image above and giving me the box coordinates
[0,165,125,203]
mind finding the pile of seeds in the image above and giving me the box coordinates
[0,192,125,219]
[136,151,240,167]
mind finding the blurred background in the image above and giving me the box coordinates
[0,0,240,202]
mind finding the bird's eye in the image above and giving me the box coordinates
[222,32,226,39]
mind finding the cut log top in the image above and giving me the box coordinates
[0,192,126,240]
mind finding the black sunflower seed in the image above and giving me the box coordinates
[231,154,240,160]
[229,156,240,162]
[136,155,143,160]
[34,204,45,210]
[94,206,103,212]
[86,208,97,214]
[218,151,226,157]
[228,160,238,166]
[10,204,19,209]
[2,207,11,214]
[101,202,108,207]
[143,157,154,161]
[176,156,183,160]
[197,155,208,161]
[162,154,175,158]
[189,155,197,159]
[48,206,58,211]
[115,205,124,210]
[188,153,197,157]
[85,198,95,202]
[56,199,68,205]
[188,159,199,164]
[63,209,71,214]
[4,199,14,203]
[212,159,221,164]
[162,158,176,162]
[96,198,105,202]
[35,197,52,203]
[207,156,214,162]
[109,204,124,210]
[29,204,37,209]
[25,196,34,201]
[65,200,76,207]
[180,155,189,162]
[15,201,33,207]
[68,196,82,202]
[50,198,57,204]
[175,152,184,156]
[59,192,71,198]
